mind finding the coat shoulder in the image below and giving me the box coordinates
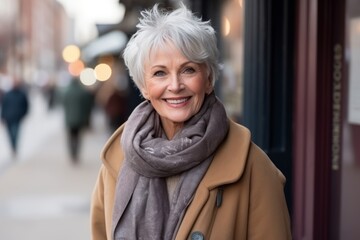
[100,124,126,179]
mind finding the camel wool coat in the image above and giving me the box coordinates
[90,120,292,240]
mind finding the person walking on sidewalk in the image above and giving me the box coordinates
[104,89,128,133]
[62,77,94,163]
[1,78,29,156]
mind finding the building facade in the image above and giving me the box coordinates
[0,0,71,89]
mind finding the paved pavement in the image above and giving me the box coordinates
[0,90,109,240]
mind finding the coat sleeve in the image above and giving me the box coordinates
[247,144,292,240]
[90,165,108,240]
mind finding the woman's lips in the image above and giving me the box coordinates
[165,97,190,105]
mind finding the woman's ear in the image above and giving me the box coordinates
[141,88,149,100]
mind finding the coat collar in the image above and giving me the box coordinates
[200,119,251,188]
[100,124,125,179]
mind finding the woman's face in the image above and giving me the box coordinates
[142,42,212,138]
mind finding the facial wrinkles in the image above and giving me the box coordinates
[142,43,210,139]
[147,59,193,93]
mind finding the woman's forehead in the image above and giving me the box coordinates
[148,42,185,61]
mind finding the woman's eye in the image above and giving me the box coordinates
[183,67,195,74]
[154,71,166,77]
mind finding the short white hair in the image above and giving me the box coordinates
[122,3,220,91]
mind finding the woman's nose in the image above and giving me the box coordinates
[168,74,184,92]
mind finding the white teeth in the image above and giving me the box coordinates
[167,98,188,104]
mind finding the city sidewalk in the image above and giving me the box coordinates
[0,90,109,240]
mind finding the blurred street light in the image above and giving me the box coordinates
[80,68,96,86]
[94,63,112,81]
[68,60,85,76]
[62,45,81,63]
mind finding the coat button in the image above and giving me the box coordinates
[191,231,204,240]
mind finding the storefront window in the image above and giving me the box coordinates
[340,0,360,238]
[220,0,244,122]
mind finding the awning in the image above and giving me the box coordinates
[81,30,127,61]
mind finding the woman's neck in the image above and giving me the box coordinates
[160,118,184,139]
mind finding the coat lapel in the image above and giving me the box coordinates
[176,120,251,239]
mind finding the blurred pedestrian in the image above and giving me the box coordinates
[104,89,128,133]
[0,78,29,156]
[0,88,3,103]
[91,3,291,240]
[44,80,57,110]
[62,77,94,163]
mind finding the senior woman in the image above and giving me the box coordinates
[91,3,291,240]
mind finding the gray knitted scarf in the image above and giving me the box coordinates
[112,92,229,240]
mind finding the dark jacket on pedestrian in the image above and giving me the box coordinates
[62,79,94,129]
[1,86,29,123]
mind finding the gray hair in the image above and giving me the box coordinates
[122,3,220,91]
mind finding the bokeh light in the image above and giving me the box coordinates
[68,60,85,76]
[94,63,112,81]
[62,44,81,63]
[223,17,231,36]
[80,68,97,86]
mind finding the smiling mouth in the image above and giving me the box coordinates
[165,97,190,104]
